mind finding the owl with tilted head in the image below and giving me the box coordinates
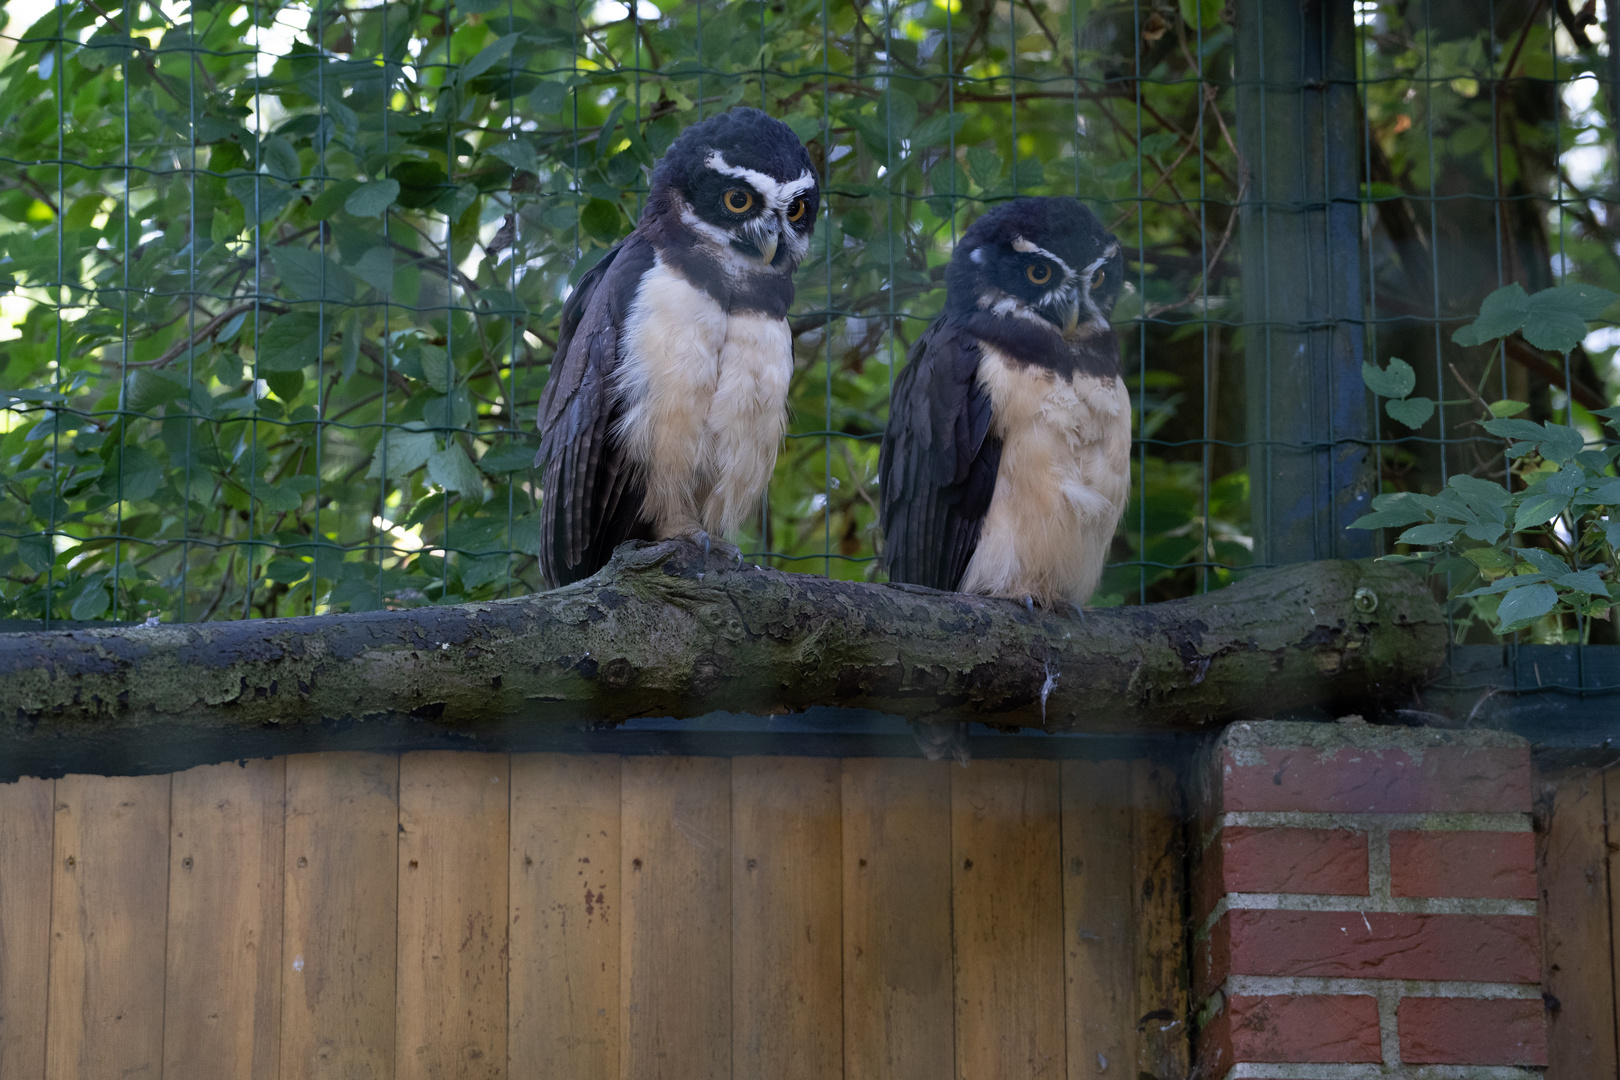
[880,196,1130,610]
[536,107,819,587]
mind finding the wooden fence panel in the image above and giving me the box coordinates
[620,756,732,1080]
[0,751,1190,1080]
[842,758,956,1080]
[0,776,52,1080]
[952,759,1065,1080]
[509,753,621,1080]
[44,773,171,1080]
[732,756,842,1080]
[397,752,510,1080]
[163,759,286,1080]
[282,752,401,1080]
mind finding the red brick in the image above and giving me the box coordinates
[1216,995,1381,1064]
[1219,743,1530,814]
[1198,909,1540,999]
[1390,831,1536,899]
[1195,827,1370,921]
[1399,997,1548,1066]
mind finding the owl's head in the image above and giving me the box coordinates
[648,108,820,274]
[947,197,1122,335]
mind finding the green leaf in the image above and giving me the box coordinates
[419,345,453,394]
[365,423,437,480]
[308,179,360,220]
[1555,568,1609,597]
[272,248,354,304]
[1482,418,1547,441]
[264,556,310,584]
[427,446,486,499]
[1488,399,1529,417]
[255,314,328,372]
[1385,396,1434,430]
[486,139,538,174]
[580,198,623,243]
[1463,547,1515,575]
[18,534,54,574]
[1461,522,1507,543]
[966,146,1002,188]
[257,483,302,512]
[462,32,520,81]
[1362,357,1416,399]
[1534,282,1618,319]
[1585,478,1620,504]
[101,445,162,502]
[530,81,567,114]
[349,247,395,294]
[1447,473,1512,509]
[1520,302,1589,353]
[1397,522,1461,545]
[1515,546,1570,576]
[1454,283,1531,344]
[1537,424,1585,463]
[122,370,188,414]
[1515,492,1571,529]
[344,179,400,218]
[69,578,110,621]
[1496,582,1558,627]
[477,442,538,474]
[264,369,303,401]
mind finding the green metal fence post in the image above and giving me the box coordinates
[1236,0,1376,565]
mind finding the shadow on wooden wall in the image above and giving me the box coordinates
[0,752,1189,1080]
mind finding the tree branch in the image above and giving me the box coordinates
[0,544,1445,781]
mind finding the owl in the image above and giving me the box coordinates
[536,107,819,586]
[880,196,1130,609]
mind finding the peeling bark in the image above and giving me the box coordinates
[0,542,1445,780]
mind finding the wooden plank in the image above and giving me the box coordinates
[1538,767,1618,1080]
[952,759,1065,1080]
[1061,760,1136,1080]
[0,778,53,1080]
[732,757,842,1080]
[396,752,510,1080]
[1130,759,1190,1079]
[163,758,286,1080]
[509,753,620,1080]
[842,758,954,1080]
[282,752,400,1080]
[44,773,171,1080]
[621,756,731,1080]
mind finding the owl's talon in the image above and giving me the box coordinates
[1024,595,1036,614]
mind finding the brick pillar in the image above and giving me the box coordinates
[1193,719,1546,1079]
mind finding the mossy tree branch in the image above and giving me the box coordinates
[0,542,1445,780]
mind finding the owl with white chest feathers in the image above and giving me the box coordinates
[880,196,1131,610]
[536,107,819,587]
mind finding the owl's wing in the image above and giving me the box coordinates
[535,235,659,588]
[878,318,1002,591]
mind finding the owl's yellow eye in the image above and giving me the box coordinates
[723,189,755,214]
[1091,270,1107,291]
[1026,262,1052,285]
[786,197,807,223]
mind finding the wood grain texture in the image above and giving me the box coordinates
[1130,760,1189,1080]
[397,752,510,1080]
[163,759,285,1080]
[952,759,1065,1080]
[1538,768,1619,1080]
[509,753,621,1080]
[0,778,53,1080]
[44,773,171,1080]
[282,752,400,1080]
[842,758,954,1080]
[1060,760,1136,1080]
[732,757,842,1080]
[621,755,731,1080]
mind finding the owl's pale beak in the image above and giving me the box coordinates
[756,230,779,266]
[1063,299,1081,333]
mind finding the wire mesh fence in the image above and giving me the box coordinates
[0,0,1615,687]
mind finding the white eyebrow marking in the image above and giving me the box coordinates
[1010,235,1074,278]
[706,151,816,207]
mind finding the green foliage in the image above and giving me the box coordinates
[1354,284,1620,640]
[0,0,1253,621]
